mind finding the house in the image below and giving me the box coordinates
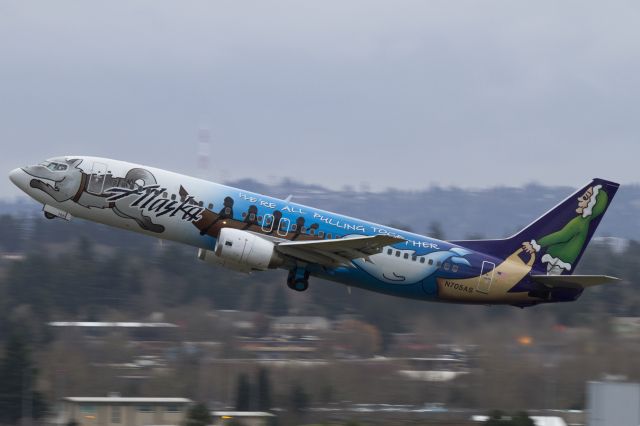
[270,316,330,334]
[588,381,640,426]
[612,317,640,338]
[60,396,191,426]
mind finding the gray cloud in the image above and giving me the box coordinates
[1,0,639,198]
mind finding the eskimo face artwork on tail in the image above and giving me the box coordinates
[521,185,608,275]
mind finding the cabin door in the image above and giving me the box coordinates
[87,162,109,195]
[476,261,496,294]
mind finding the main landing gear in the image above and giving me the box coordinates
[287,268,310,292]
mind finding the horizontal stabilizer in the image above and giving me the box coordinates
[531,274,620,289]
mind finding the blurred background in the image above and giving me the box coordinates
[1,1,639,425]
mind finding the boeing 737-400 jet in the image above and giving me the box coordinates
[9,156,620,307]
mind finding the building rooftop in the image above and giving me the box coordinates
[212,411,275,417]
[49,322,179,328]
[64,397,191,403]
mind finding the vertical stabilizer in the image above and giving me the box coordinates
[452,179,619,275]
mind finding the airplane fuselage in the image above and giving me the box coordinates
[10,156,614,307]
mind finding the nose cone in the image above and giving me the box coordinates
[9,168,27,190]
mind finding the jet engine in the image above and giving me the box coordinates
[197,228,284,272]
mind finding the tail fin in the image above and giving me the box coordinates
[452,178,620,275]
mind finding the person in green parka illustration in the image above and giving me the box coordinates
[522,184,608,275]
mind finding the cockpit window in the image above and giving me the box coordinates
[44,162,68,171]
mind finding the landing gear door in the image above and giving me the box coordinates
[87,162,109,195]
[476,261,496,294]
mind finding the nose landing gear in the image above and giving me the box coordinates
[287,268,310,292]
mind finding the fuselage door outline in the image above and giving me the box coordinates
[277,218,290,236]
[87,162,108,195]
[476,261,496,294]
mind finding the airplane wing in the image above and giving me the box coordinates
[531,274,620,289]
[275,235,406,267]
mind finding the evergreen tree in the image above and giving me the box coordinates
[0,332,46,424]
[249,284,265,312]
[428,221,445,240]
[269,286,289,317]
[257,368,272,411]
[235,373,251,411]
[484,410,534,426]
[512,411,535,426]
[185,403,212,426]
[289,383,309,414]
[0,215,23,251]
[485,410,505,426]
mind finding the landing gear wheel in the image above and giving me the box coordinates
[44,212,56,220]
[286,269,310,291]
[293,279,309,292]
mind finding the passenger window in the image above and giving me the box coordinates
[301,227,306,233]
[412,255,417,261]
[291,224,297,231]
[171,194,176,201]
[395,251,401,257]
[318,231,325,238]
[208,203,213,210]
[198,201,203,207]
[163,192,168,198]
[452,265,459,273]
[420,258,425,263]
[309,228,315,235]
[387,249,393,255]
[436,261,441,267]
[261,214,275,232]
[428,259,433,265]
[444,263,450,271]
[327,233,332,239]
[404,253,409,259]
[225,241,233,247]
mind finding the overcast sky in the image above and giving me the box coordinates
[1,1,639,199]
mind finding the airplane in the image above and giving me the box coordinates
[8,156,620,308]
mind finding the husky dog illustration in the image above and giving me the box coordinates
[22,158,165,233]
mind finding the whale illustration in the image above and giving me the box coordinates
[353,246,472,285]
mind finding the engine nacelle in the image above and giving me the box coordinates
[197,228,284,272]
